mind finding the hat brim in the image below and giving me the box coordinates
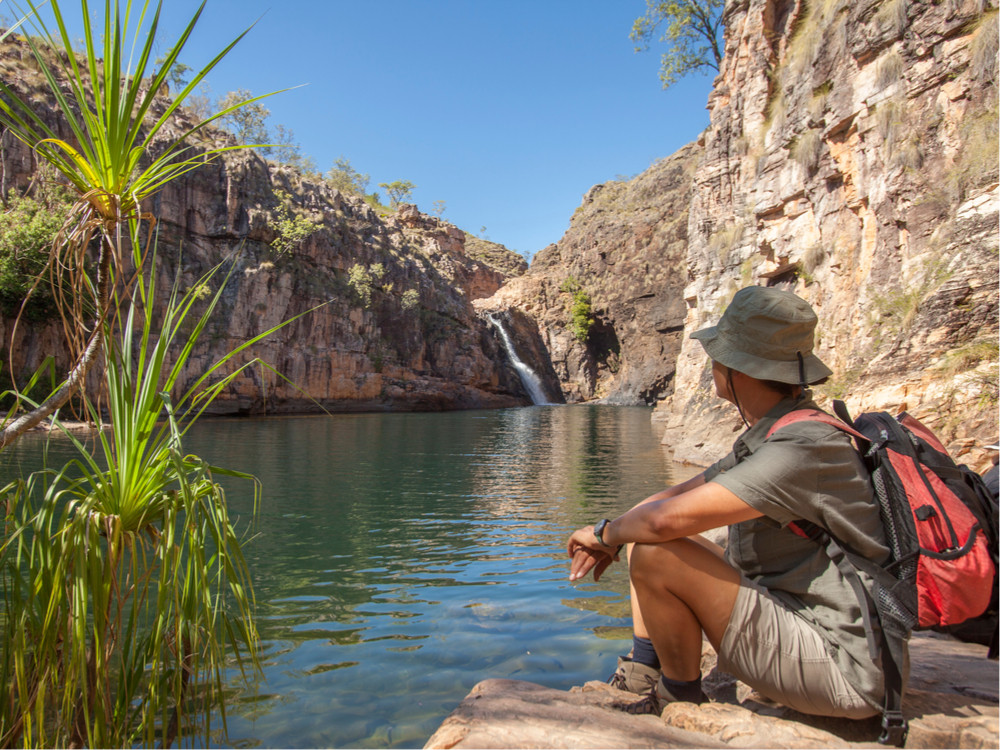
[692,325,832,385]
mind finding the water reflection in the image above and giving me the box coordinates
[3,406,700,749]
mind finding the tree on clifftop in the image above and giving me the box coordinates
[328,156,370,196]
[218,87,272,146]
[379,179,416,208]
[631,0,724,89]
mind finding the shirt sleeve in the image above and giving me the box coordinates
[703,451,737,483]
[709,421,858,526]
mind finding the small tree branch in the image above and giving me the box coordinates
[0,236,112,451]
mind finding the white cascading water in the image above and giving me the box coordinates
[486,313,549,405]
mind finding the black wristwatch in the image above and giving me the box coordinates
[594,518,612,547]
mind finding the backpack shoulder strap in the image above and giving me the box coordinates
[766,405,908,745]
[766,405,868,445]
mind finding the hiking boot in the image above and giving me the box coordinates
[614,679,708,717]
[606,655,659,694]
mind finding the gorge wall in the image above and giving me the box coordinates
[477,143,700,404]
[485,0,998,470]
[0,34,562,415]
[2,0,997,461]
[661,0,998,468]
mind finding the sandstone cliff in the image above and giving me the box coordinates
[477,143,700,404]
[483,0,998,471]
[0,35,547,414]
[658,0,999,469]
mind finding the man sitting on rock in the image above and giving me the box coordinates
[567,285,898,719]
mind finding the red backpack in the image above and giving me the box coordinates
[767,401,998,747]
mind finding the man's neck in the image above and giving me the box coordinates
[734,376,802,426]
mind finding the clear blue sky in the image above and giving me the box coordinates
[19,1,715,260]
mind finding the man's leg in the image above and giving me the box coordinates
[629,536,742,681]
[628,535,727,646]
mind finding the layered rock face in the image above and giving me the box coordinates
[477,144,700,404]
[478,2,998,473]
[0,35,536,414]
[656,0,999,467]
[145,165,533,414]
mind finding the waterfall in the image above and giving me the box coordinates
[486,313,550,405]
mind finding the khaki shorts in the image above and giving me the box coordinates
[717,579,877,719]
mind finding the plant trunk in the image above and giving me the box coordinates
[0,234,113,450]
[160,633,195,749]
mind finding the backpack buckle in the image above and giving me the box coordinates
[878,712,908,746]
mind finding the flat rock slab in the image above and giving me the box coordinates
[425,633,998,749]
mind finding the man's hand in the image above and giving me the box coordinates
[567,525,620,582]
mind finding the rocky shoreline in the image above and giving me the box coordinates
[425,632,998,749]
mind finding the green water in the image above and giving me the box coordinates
[4,405,697,748]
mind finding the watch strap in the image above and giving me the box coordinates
[594,518,611,546]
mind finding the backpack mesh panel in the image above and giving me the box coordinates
[871,462,919,630]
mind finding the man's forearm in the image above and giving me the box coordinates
[631,471,707,509]
[602,479,758,548]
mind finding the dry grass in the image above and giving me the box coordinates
[875,96,904,154]
[801,243,827,275]
[708,222,746,264]
[945,103,1000,202]
[892,134,924,170]
[876,48,905,90]
[808,81,833,122]
[971,11,999,89]
[790,128,824,172]
[876,0,909,38]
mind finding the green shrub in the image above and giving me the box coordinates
[401,288,420,311]
[348,263,386,308]
[270,189,318,255]
[560,276,593,342]
[0,183,74,321]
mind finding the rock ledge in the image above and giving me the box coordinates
[425,633,998,749]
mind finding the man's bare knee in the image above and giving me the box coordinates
[629,537,742,647]
[629,537,701,586]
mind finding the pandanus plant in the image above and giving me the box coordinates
[1,260,290,747]
[0,0,272,449]
[0,0,293,746]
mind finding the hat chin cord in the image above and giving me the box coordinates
[726,367,750,429]
[796,351,811,401]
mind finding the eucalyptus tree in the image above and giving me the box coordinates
[631,0,725,89]
[328,155,370,196]
[379,179,416,208]
[0,0,290,746]
[218,87,272,147]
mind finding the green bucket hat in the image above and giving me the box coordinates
[690,286,832,385]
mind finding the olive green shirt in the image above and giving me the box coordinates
[705,397,892,709]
